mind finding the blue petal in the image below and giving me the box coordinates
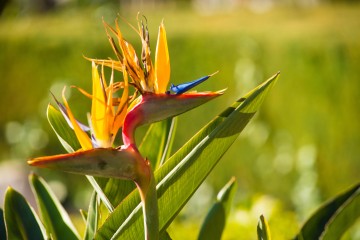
[169,72,218,94]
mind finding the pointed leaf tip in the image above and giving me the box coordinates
[29,174,80,240]
[198,177,237,240]
[4,187,47,240]
[257,215,271,240]
[239,71,279,114]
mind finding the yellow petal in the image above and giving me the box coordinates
[91,62,110,147]
[155,21,170,94]
[62,87,92,150]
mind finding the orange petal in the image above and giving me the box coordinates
[85,58,123,72]
[155,21,170,94]
[115,21,144,87]
[62,87,92,150]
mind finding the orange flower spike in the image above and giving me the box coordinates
[103,20,123,62]
[155,21,170,93]
[62,87,93,150]
[139,20,155,93]
[114,21,144,87]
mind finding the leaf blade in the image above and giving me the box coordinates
[320,187,360,239]
[139,117,177,169]
[84,191,99,240]
[295,183,360,239]
[198,177,237,240]
[29,173,80,240]
[4,187,47,240]
[257,215,272,240]
[47,103,81,152]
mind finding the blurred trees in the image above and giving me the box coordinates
[2,0,360,17]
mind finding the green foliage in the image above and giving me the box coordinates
[29,173,80,240]
[94,72,278,239]
[2,71,360,239]
[47,104,82,153]
[198,177,237,240]
[295,183,360,240]
[84,191,99,240]
[3,187,47,239]
[257,215,271,240]
[139,117,178,168]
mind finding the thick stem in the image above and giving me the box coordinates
[122,96,144,147]
[136,160,159,240]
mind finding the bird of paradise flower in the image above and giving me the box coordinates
[28,17,225,240]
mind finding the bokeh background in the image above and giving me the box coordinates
[1,0,359,239]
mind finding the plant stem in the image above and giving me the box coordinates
[136,161,159,240]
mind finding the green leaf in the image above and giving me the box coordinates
[84,191,99,240]
[139,117,177,169]
[159,117,178,166]
[198,177,237,240]
[257,215,271,240]
[4,187,47,240]
[95,178,135,209]
[29,173,80,240]
[295,183,360,240]
[0,208,5,240]
[95,72,279,239]
[321,186,360,239]
[47,104,81,152]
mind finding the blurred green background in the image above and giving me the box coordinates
[1,0,360,239]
